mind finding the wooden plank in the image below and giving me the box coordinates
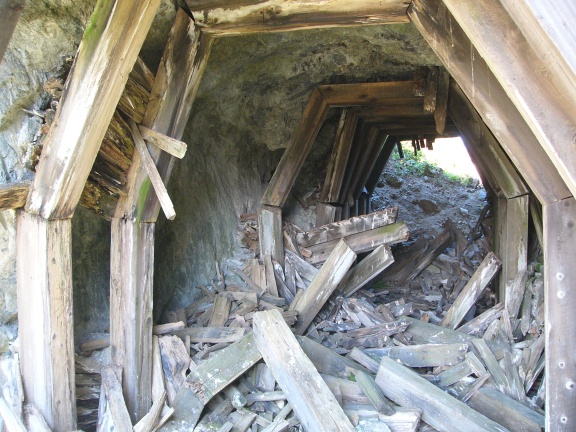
[441,252,501,329]
[261,88,329,207]
[138,125,187,159]
[133,391,166,432]
[297,336,369,377]
[208,294,231,327]
[304,222,408,266]
[172,326,246,343]
[318,81,422,106]
[408,0,571,204]
[448,80,529,200]
[443,0,576,200]
[26,0,161,219]
[0,396,26,432]
[258,205,284,266]
[130,119,175,221]
[110,218,154,423]
[340,245,394,297]
[364,135,397,196]
[284,250,318,282]
[296,207,398,248]
[371,343,468,368]
[376,357,508,432]
[468,386,544,432]
[0,181,30,210]
[316,203,336,227]
[423,67,439,113]
[101,366,133,432]
[187,0,409,35]
[16,212,76,431]
[494,196,528,316]
[0,0,25,64]
[253,309,355,432]
[116,10,214,222]
[434,68,450,134]
[263,255,279,297]
[346,125,380,201]
[543,197,576,431]
[290,239,356,334]
[321,109,357,203]
[352,129,388,201]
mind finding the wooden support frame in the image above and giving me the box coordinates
[26,0,161,220]
[0,0,26,64]
[408,0,571,205]
[186,0,410,35]
[544,197,576,431]
[16,212,76,431]
[442,0,576,200]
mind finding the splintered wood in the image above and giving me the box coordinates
[69,208,545,432]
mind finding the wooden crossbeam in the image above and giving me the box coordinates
[26,0,161,220]
[0,0,25,64]
[443,0,576,200]
[408,0,571,205]
[186,0,409,35]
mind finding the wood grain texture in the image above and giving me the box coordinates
[340,245,394,297]
[186,0,409,34]
[0,181,30,210]
[138,125,187,159]
[116,10,214,222]
[26,0,161,219]
[443,0,576,200]
[543,197,576,431]
[253,310,355,431]
[376,356,508,432]
[408,0,570,204]
[0,0,26,64]
[258,205,284,266]
[16,212,76,431]
[101,366,133,432]
[110,218,154,423]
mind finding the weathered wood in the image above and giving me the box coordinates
[494,196,528,316]
[133,391,166,432]
[372,343,468,368]
[158,336,190,405]
[291,239,356,334]
[340,245,394,297]
[449,80,529,200]
[408,0,571,204]
[116,10,213,222]
[348,126,384,201]
[457,302,504,337]
[543,197,576,431]
[0,181,30,210]
[110,218,154,423]
[23,404,52,432]
[258,205,284,266]
[101,366,133,432]
[208,294,232,327]
[443,0,576,200]
[253,310,355,431]
[318,81,423,106]
[468,386,544,432]
[138,125,187,159]
[354,370,395,416]
[187,0,409,34]
[364,135,397,196]
[296,207,398,248]
[118,74,150,124]
[376,357,508,432]
[0,396,26,432]
[261,88,329,207]
[152,321,185,336]
[172,326,246,343]
[471,339,509,395]
[434,68,449,134]
[305,222,408,266]
[16,212,76,431]
[297,336,369,377]
[26,0,161,219]
[441,252,502,329]
[284,250,318,282]
[316,203,337,227]
[163,333,261,431]
[0,0,25,64]
[321,109,357,203]
[263,255,279,297]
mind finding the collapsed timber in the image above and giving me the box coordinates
[2,207,545,431]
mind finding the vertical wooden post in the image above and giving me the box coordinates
[494,196,529,317]
[110,218,154,422]
[543,197,576,431]
[16,212,76,431]
[258,205,284,267]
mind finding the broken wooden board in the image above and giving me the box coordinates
[253,309,355,431]
[368,343,468,368]
[258,205,284,267]
[340,245,394,297]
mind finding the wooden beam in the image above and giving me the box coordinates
[16,212,76,431]
[0,0,25,64]
[494,196,528,317]
[258,205,284,267]
[186,0,409,35]
[434,68,449,134]
[138,125,187,159]
[340,245,394,297]
[26,0,161,219]
[253,310,355,431]
[408,0,571,204]
[110,218,154,423]
[116,10,214,222]
[318,81,422,106]
[352,129,388,200]
[443,0,576,199]
[0,181,30,211]
[448,80,528,200]
[543,197,576,431]
[364,135,397,196]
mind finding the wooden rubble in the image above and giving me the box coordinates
[8,204,534,432]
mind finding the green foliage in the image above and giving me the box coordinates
[391,143,476,186]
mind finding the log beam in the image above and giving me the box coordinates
[443,0,576,199]
[543,197,576,431]
[408,0,570,204]
[0,0,25,64]
[26,0,161,219]
[16,212,75,431]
